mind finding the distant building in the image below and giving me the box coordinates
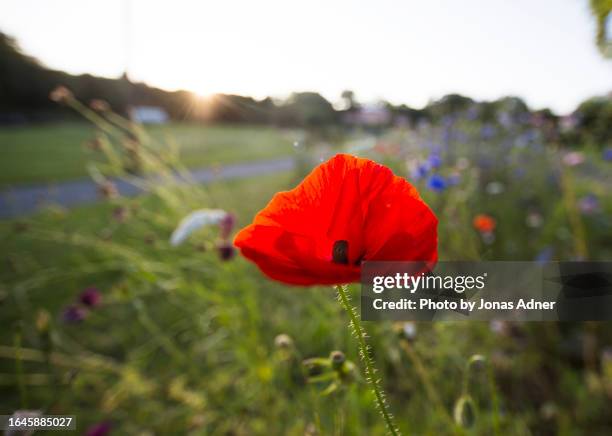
[129,106,169,124]
[343,104,391,127]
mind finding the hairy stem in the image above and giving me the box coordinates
[335,284,401,435]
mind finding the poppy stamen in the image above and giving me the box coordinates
[332,240,349,264]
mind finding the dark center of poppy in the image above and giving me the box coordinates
[332,240,349,264]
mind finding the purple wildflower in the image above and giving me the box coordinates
[80,287,102,307]
[219,212,236,240]
[85,421,112,436]
[578,194,599,215]
[562,151,584,167]
[62,305,88,323]
[480,124,496,139]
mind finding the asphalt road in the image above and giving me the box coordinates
[0,157,295,219]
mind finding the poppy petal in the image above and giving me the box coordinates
[234,154,438,286]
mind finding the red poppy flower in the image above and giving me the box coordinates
[234,154,438,285]
[473,214,496,233]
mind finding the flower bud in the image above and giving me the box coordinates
[330,350,346,371]
[216,241,236,261]
[98,181,118,199]
[467,354,487,371]
[274,333,293,349]
[453,395,476,428]
[49,86,72,103]
[89,99,110,112]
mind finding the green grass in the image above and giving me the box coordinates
[1,170,611,435]
[0,122,298,187]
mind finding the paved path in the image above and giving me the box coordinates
[0,157,295,219]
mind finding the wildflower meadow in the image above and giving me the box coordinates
[1,89,611,435]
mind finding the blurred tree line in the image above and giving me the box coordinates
[0,32,192,122]
[0,31,610,147]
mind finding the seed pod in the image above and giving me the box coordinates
[453,395,476,428]
[330,350,346,371]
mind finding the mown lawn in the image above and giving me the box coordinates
[0,122,298,187]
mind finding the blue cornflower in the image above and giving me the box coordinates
[427,174,447,192]
[428,154,442,169]
[603,147,612,162]
[480,124,497,139]
[578,194,599,215]
[411,163,429,180]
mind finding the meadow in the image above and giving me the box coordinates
[1,100,611,435]
[0,122,297,187]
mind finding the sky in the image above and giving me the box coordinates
[0,0,610,114]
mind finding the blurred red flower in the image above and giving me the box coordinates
[473,214,496,233]
[234,154,438,285]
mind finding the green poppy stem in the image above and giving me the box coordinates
[335,284,401,435]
